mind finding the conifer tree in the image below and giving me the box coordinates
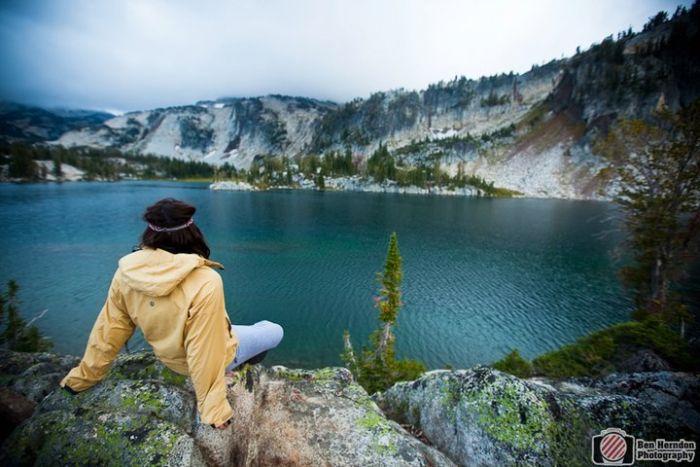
[315,170,325,190]
[0,280,21,349]
[52,154,63,179]
[343,148,354,175]
[0,280,53,352]
[9,144,38,180]
[375,232,402,361]
[597,101,700,335]
[342,233,426,394]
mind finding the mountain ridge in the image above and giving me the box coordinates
[1,4,699,199]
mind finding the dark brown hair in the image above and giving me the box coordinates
[139,198,211,258]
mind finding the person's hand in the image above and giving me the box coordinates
[61,384,79,396]
[214,418,231,430]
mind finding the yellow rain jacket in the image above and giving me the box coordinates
[60,247,239,427]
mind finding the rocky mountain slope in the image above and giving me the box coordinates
[1,349,698,466]
[2,5,699,198]
[56,95,336,171]
[0,102,113,144]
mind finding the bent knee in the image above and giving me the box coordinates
[272,323,284,344]
[253,320,284,347]
[266,322,284,346]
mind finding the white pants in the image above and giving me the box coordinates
[225,320,284,371]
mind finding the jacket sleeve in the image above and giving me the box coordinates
[60,269,135,392]
[183,273,233,427]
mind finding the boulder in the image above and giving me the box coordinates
[0,349,80,442]
[375,366,698,467]
[0,351,206,467]
[223,365,453,466]
[0,349,80,404]
[4,349,696,467]
[0,351,453,466]
[0,388,36,441]
[592,371,700,433]
[617,349,672,373]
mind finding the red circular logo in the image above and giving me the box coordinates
[601,433,627,461]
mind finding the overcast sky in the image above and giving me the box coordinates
[0,0,692,113]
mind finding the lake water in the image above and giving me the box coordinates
[0,181,633,369]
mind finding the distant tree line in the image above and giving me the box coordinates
[362,143,517,196]
[480,91,511,107]
[0,142,221,181]
[1,139,515,196]
[228,145,518,196]
[570,1,699,105]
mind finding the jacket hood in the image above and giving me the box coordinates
[118,247,224,297]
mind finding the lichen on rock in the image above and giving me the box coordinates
[224,364,454,466]
[375,366,698,467]
[0,350,454,466]
[2,349,696,466]
[0,350,205,467]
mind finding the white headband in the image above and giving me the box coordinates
[147,218,194,232]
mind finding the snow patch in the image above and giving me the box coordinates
[430,128,459,139]
[210,181,257,191]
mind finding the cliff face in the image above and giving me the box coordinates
[1,350,698,467]
[56,96,336,171]
[3,6,699,198]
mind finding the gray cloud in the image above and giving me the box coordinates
[0,0,691,112]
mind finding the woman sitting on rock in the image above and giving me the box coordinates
[60,197,284,430]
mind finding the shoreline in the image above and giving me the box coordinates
[210,178,485,197]
[209,177,612,202]
[0,177,613,201]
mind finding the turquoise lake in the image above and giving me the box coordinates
[0,181,634,369]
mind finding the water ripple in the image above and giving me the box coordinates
[0,183,635,368]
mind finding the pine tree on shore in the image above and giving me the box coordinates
[342,233,426,394]
[0,280,53,352]
[315,170,325,190]
[375,232,402,361]
[596,100,700,336]
[52,154,63,179]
